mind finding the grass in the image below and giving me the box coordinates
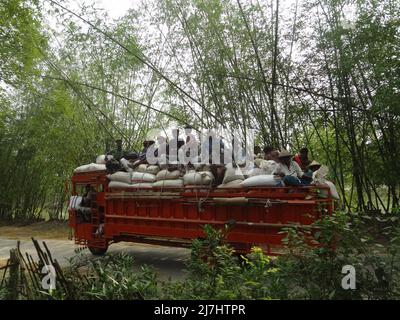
[0,220,70,240]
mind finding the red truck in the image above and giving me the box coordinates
[68,169,334,255]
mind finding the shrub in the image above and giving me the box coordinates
[163,212,400,300]
[52,252,158,300]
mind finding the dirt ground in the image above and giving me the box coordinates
[0,221,70,240]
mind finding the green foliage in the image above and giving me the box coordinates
[54,253,158,300]
[270,212,400,299]
[162,224,253,299]
[0,0,46,84]
[1,0,399,217]
[0,287,8,300]
[161,217,400,300]
[4,217,399,300]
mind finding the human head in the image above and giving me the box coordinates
[278,149,293,166]
[184,125,193,135]
[254,145,261,155]
[300,147,308,158]
[263,146,275,160]
[270,150,280,162]
[308,160,321,172]
[264,146,279,162]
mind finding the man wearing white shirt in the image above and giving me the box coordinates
[274,150,312,186]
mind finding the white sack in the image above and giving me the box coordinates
[153,179,183,188]
[222,166,245,184]
[240,175,279,187]
[96,155,107,164]
[131,182,154,188]
[156,170,181,181]
[74,163,106,173]
[136,164,149,173]
[108,181,133,189]
[146,165,160,175]
[131,172,156,183]
[247,168,264,177]
[259,160,279,174]
[108,171,132,184]
[183,171,214,185]
[217,179,243,188]
[317,181,340,200]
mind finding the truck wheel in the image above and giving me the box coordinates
[88,245,108,256]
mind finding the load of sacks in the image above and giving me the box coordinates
[74,154,339,199]
[107,163,215,190]
[216,161,281,189]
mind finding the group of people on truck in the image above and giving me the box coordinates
[70,128,339,229]
[257,146,323,186]
[100,126,329,190]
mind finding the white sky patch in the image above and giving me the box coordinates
[95,0,140,18]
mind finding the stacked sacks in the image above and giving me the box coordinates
[153,168,183,188]
[126,163,158,188]
[183,170,214,186]
[107,170,155,189]
[244,160,279,179]
[217,164,245,188]
[259,160,279,174]
[108,171,132,189]
[135,164,161,175]
[251,159,278,176]
[247,167,263,177]
[108,171,131,183]
[131,170,156,188]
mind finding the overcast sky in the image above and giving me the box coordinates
[93,0,140,18]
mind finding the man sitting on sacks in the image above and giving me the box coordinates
[274,150,313,186]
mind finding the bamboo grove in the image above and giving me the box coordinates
[0,0,399,220]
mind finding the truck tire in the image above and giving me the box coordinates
[88,245,108,256]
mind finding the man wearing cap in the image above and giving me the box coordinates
[274,150,310,186]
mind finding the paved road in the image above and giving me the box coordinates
[0,238,190,281]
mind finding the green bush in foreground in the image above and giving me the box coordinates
[161,212,400,300]
[3,211,399,300]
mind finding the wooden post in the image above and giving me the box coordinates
[6,249,20,300]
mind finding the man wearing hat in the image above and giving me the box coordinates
[274,150,309,186]
[304,160,323,183]
[307,160,322,173]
